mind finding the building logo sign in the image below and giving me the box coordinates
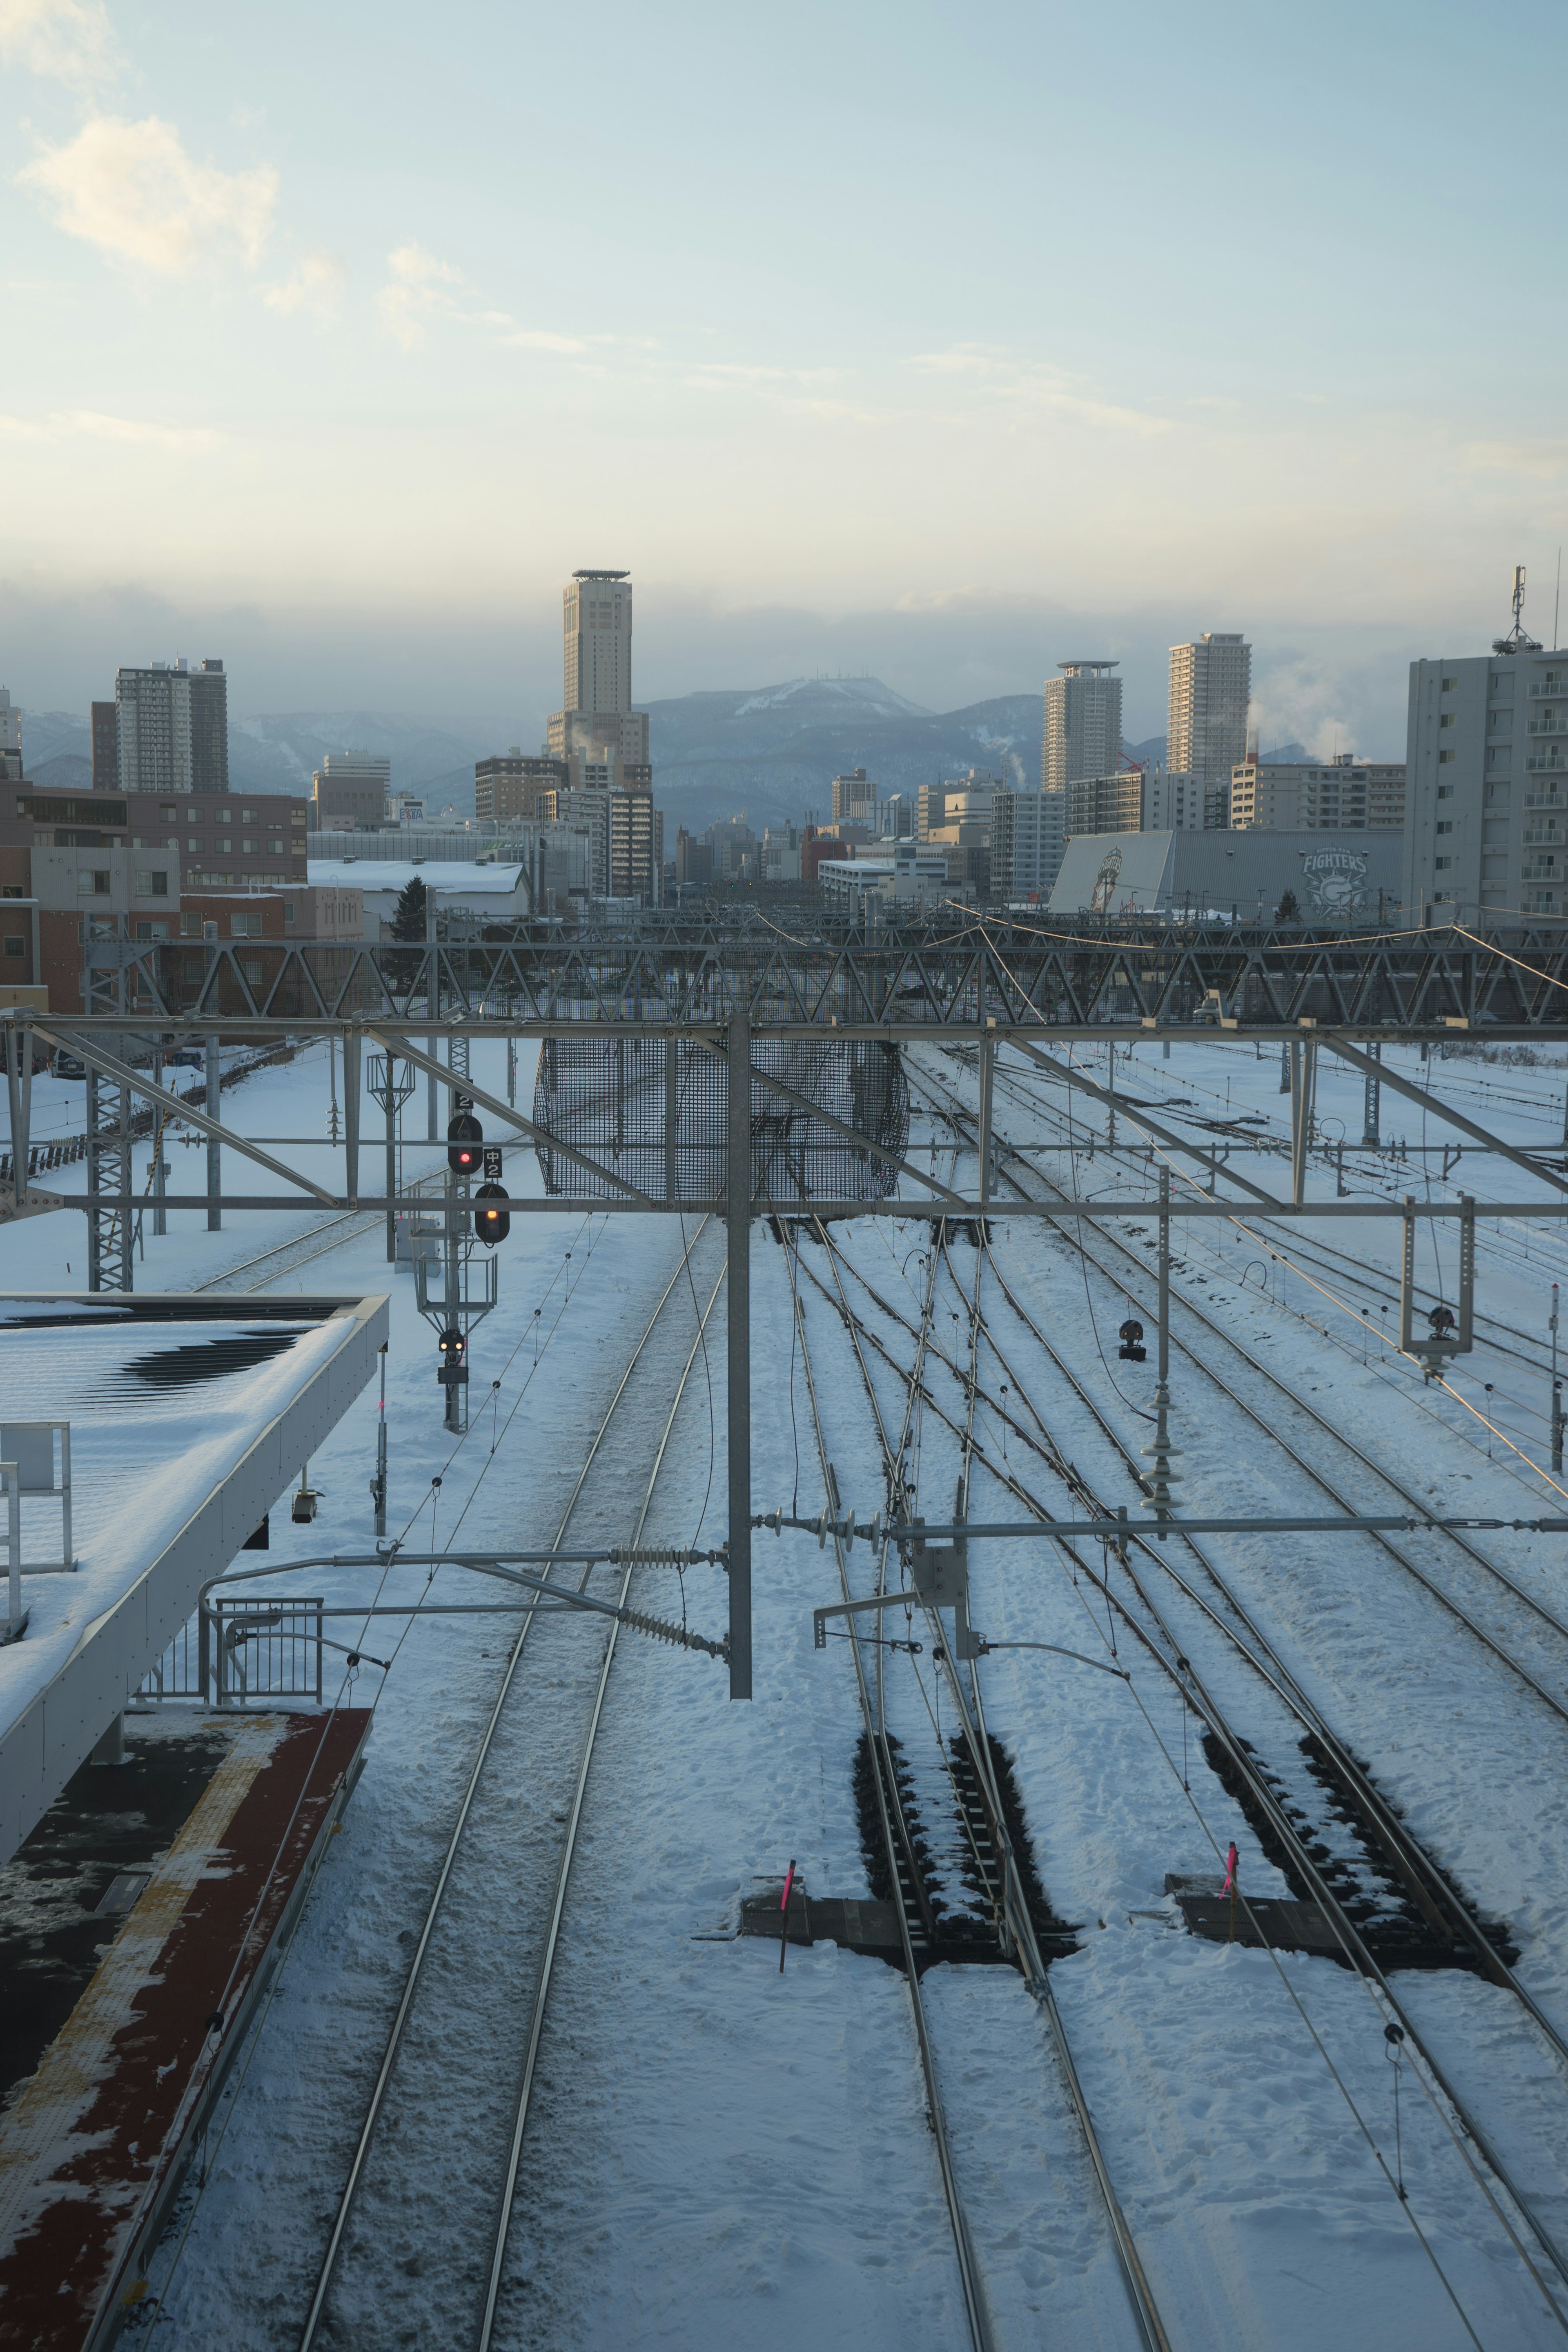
[1090,846,1124,914]
[1298,845,1370,920]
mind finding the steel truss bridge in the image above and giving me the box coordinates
[67,911,1568,1034]
[9,907,1568,1699]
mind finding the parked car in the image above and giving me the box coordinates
[53,1052,86,1080]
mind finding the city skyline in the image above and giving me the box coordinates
[2,0,1565,758]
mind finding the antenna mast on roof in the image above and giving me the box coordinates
[1494,564,1542,655]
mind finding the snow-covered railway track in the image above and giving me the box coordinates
[913,1058,1568,1727]
[295,1221,725,2352]
[786,1216,1172,2352]
[798,1211,1568,2335]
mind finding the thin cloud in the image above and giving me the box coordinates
[263,249,346,321]
[379,248,587,356]
[0,0,118,83]
[908,342,1170,438]
[18,114,277,274]
[378,242,462,350]
[0,408,219,449]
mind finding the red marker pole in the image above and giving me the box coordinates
[1223,1842,1238,1943]
[779,1858,796,1974]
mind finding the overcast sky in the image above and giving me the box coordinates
[3,0,1565,753]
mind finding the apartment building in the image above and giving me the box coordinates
[1230,755,1405,832]
[991,790,1057,902]
[1405,647,1568,922]
[1067,771,1144,836]
[1168,633,1250,825]
[310,751,391,831]
[115,658,228,794]
[474,751,569,824]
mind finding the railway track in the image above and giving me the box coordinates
[911,1054,1568,1717]
[796,1202,1568,2336]
[784,1210,1172,2352]
[295,1218,726,2350]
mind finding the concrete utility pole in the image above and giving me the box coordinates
[726,1008,752,1700]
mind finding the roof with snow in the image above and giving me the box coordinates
[0,1292,388,1866]
[307,860,526,895]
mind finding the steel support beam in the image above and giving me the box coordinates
[1290,1036,1316,1205]
[343,1029,361,1208]
[1007,1034,1286,1210]
[38,1025,337,1205]
[690,1034,967,1207]
[1323,1034,1568,1196]
[726,1009,752,1700]
[369,1027,659,1204]
[206,1032,221,1231]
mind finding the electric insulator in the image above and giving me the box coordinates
[447,1111,483,1175]
[474,1180,510,1245]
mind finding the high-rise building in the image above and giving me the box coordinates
[91,702,118,791]
[831,767,878,822]
[1230,756,1405,832]
[475,750,569,824]
[1142,768,1203,831]
[610,790,662,901]
[1042,662,1123,795]
[311,751,391,831]
[0,689,20,760]
[115,658,228,794]
[1067,771,1144,836]
[547,569,651,788]
[1405,610,1568,923]
[1167,633,1250,825]
[991,791,1056,903]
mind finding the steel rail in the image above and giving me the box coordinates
[816,1146,1568,2149]
[896,1089,1568,2314]
[806,1216,1568,2320]
[296,1217,716,2352]
[974,1052,1568,1643]
[965,1236,1568,2059]
[476,1258,727,2349]
[792,1217,1171,2352]
[912,1058,1568,1709]
[787,1247,999,2352]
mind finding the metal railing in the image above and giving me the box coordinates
[138,1595,324,1706]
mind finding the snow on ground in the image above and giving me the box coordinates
[6,1033,1568,2348]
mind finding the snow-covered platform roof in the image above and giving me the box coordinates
[0,1292,389,1866]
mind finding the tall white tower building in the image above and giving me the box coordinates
[1167,633,1251,826]
[547,568,651,784]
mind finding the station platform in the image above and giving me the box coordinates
[0,1704,372,2350]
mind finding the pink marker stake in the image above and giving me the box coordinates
[779,1859,797,1974]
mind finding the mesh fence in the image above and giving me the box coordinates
[532,1036,907,1205]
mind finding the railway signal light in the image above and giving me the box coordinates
[474,1181,510,1245]
[437,1326,468,1386]
[447,1110,482,1176]
[1118,1317,1147,1363]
